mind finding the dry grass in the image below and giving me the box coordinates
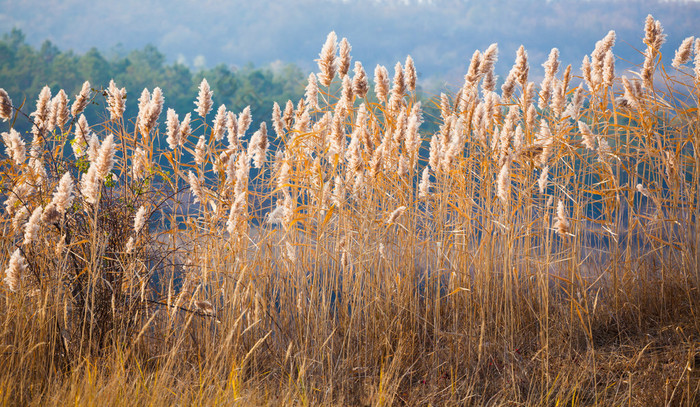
[1,16,700,406]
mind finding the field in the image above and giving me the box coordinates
[1,15,700,406]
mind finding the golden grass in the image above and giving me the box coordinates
[1,15,700,406]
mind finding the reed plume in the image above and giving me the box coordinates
[642,14,666,88]
[672,36,694,68]
[496,159,510,204]
[318,31,337,87]
[386,206,406,224]
[338,37,352,78]
[212,104,227,141]
[237,106,252,138]
[554,199,570,236]
[136,89,150,130]
[133,206,147,234]
[106,80,126,121]
[50,172,74,216]
[404,55,416,93]
[538,48,559,109]
[272,102,284,138]
[195,78,213,118]
[71,81,91,117]
[305,73,319,110]
[80,134,115,204]
[0,88,13,121]
[374,65,389,104]
[31,86,51,128]
[132,147,148,180]
[165,108,181,149]
[2,128,26,165]
[23,205,43,246]
[3,249,27,292]
[248,122,268,169]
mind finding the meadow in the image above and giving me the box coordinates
[1,15,699,405]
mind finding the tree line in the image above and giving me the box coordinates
[0,28,307,136]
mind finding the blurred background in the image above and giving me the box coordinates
[2,0,700,88]
[1,0,699,136]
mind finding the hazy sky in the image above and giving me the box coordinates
[1,0,699,89]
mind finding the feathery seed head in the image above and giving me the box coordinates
[581,55,593,91]
[73,114,90,156]
[165,108,181,150]
[563,84,584,119]
[195,78,213,118]
[387,206,407,224]
[338,37,352,78]
[5,182,34,215]
[213,104,227,141]
[238,106,252,138]
[41,203,61,226]
[50,90,70,132]
[195,135,207,166]
[391,62,405,99]
[515,45,529,86]
[464,50,482,86]
[642,15,665,88]
[12,207,29,231]
[318,31,338,87]
[283,100,294,129]
[23,205,43,246]
[142,87,164,134]
[538,165,550,194]
[543,48,560,82]
[554,199,570,236]
[71,81,91,117]
[179,113,192,142]
[496,160,510,204]
[106,80,126,121]
[93,134,116,179]
[621,76,641,110]
[0,88,13,121]
[28,157,47,185]
[4,249,27,292]
[137,88,151,127]
[2,128,26,165]
[636,183,651,198]
[305,73,319,111]
[294,107,311,135]
[341,74,354,109]
[187,170,204,204]
[272,102,284,138]
[225,111,239,148]
[85,133,100,162]
[132,147,148,180]
[694,38,700,83]
[32,86,52,126]
[352,61,369,99]
[418,166,431,199]
[248,122,268,169]
[672,36,695,68]
[603,50,615,88]
[404,55,416,92]
[374,65,389,104]
[480,43,499,78]
[134,206,147,234]
[51,172,74,215]
[125,237,135,254]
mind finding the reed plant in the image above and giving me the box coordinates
[1,15,700,405]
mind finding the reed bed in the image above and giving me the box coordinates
[1,15,700,405]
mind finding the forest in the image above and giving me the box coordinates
[0,29,307,136]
